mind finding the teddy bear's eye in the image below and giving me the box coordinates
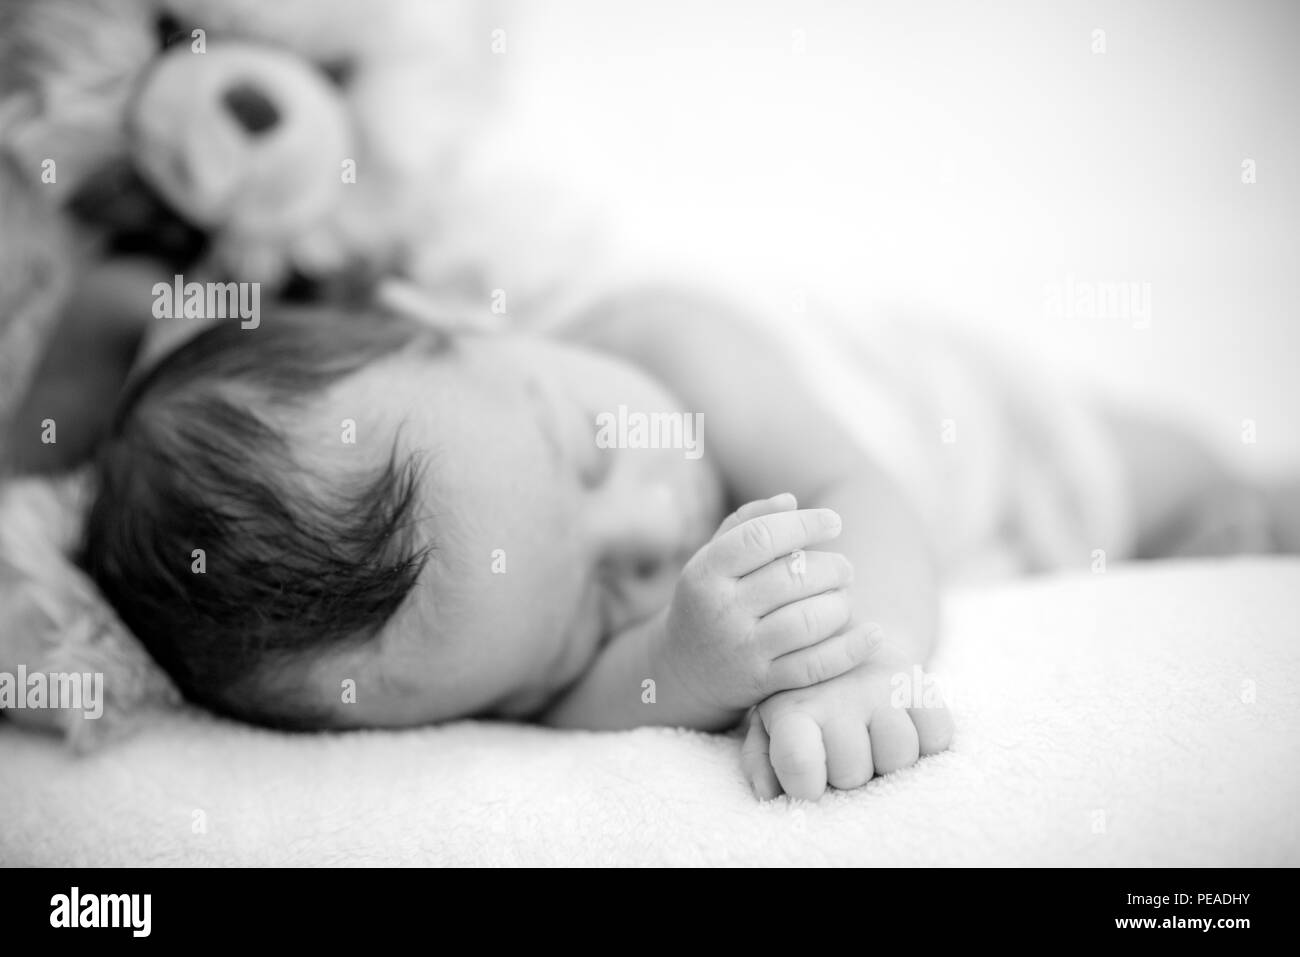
[319,58,356,88]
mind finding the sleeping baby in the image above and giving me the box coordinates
[81,288,1294,800]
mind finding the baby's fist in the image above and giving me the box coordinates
[661,494,879,714]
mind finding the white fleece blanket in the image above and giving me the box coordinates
[2,558,1296,866]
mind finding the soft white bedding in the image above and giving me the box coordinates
[2,558,1296,867]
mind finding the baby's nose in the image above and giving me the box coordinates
[600,544,682,633]
[594,484,690,628]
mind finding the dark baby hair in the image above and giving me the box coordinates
[83,307,442,728]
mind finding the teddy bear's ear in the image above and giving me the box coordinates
[0,149,74,466]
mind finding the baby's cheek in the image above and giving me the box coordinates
[517,566,601,685]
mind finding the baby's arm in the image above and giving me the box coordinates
[566,288,940,661]
[540,496,877,731]
[564,289,953,794]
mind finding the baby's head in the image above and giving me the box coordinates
[86,306,722,729]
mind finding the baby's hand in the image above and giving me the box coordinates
[740,643,955,801]
[660,493,878,717]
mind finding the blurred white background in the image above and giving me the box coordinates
[485,0,1298,472]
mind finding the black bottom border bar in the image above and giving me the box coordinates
[0,865,1284,944]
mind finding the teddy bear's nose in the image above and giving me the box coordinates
[221,81,280,135]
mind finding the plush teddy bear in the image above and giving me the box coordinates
[0,0,534,744]
[0,0,506,459]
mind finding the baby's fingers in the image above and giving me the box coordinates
[737,549,853,618]
[712,493,797,541]
[766,711,827,801]
[755,589,853,660]
[764,621,883,693]
[868,706,921,775]
[707,508,842,578]
[909,700,956,756]
[822,715,874,790]
[741,710,782,800]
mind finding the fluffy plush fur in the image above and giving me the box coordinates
[0,0,499,453]
[0,471,180,748]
